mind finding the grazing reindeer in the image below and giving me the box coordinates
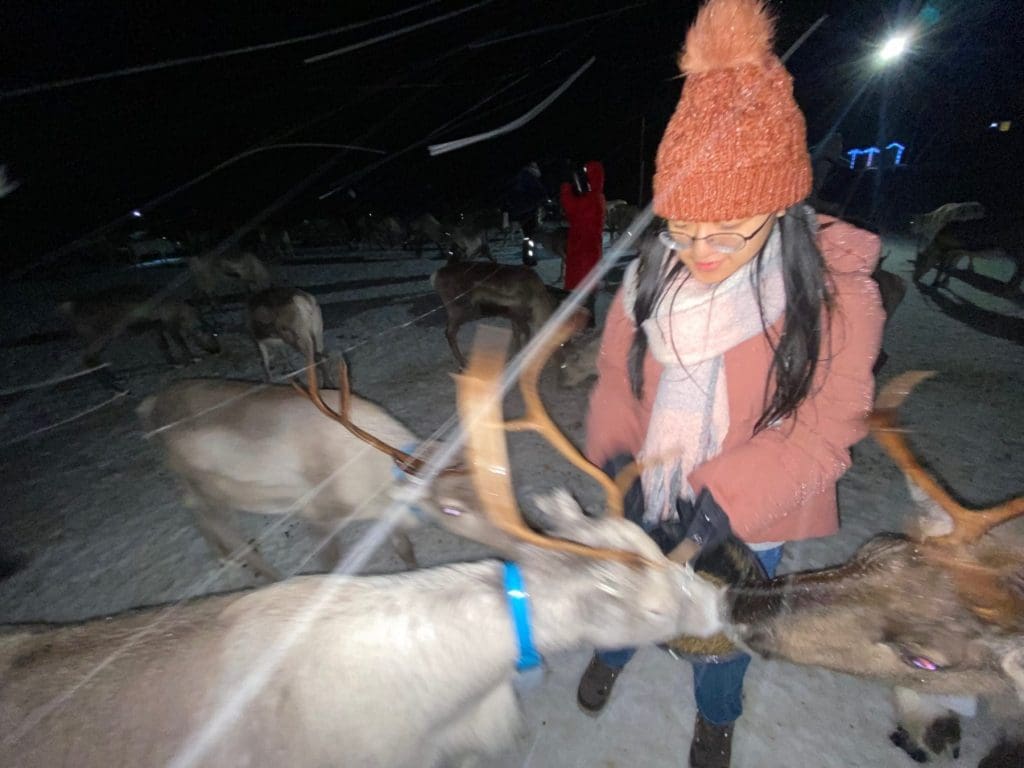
[910,202,986,251]
[137,364,461,580]
[447,221,494,263]
[0,323,725,768]
[430,261,556,368]
[59,293,220,368]
[406,212,447,257]
[245,287,325,382]
[731,372,1024,765]
[914,219,1024,291]
[256,225,294,262]
[188,250,271,306]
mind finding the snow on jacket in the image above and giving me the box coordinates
[584,216,884,544]
[560,161,606,291]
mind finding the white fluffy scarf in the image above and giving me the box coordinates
[622,226,785,527]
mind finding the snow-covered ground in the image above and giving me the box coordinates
[1,235,1021,767]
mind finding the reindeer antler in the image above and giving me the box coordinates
[504,310,636,517]
[870,371,1024,546]
[456,323,645,565]
[293,357,462,477]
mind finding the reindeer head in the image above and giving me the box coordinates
[431,320,725,644]
[295,315,725,644]
[731,372,1024,698]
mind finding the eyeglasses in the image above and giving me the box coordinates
[658,215,774,255]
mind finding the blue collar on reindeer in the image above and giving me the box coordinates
[391,443,430,522]
[503,562,542,671]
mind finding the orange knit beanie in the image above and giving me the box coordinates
[653,0,812,222]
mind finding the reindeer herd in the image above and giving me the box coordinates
[4,202,1022,767]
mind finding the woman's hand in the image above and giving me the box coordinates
[667,489,733,564]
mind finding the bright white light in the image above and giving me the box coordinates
[131,209,143,218]
[879,33,910,62]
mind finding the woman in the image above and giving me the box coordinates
[574,1,884,767]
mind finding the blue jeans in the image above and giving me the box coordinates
[597,545,784,726]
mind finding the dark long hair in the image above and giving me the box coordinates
[627,204,834,435]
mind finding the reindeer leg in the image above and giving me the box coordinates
[391,530,417,569]
[191,505,283,581]
[256,340,274,382]
[446,318,468,369]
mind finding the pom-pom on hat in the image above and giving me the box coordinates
[653,0,812,222]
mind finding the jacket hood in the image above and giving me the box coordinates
[816,215,880,276]
[584,161,605,193]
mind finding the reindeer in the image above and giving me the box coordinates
[430,261,556,368]
[910,201,986,252]
[245,287,325,382]
[913,218,1024,291]
[188,250,271,306]
[730,372,1024,765]
[0,322,725,768]
[406,212,447,257]
[447,221,494,263]
[137,361,464,580]
[255,224,294,262]
[59,293,220,368]
[467,206,512,244]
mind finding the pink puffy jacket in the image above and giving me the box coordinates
[585,216,885,544]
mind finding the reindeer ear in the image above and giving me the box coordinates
[905,476,955,539]
[525,490,665,563]
[525,489,588,535]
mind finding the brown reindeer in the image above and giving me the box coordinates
[430,261,556,368]
[59,293,220,368]
[731,372,1024,765]
[245,287,325,382]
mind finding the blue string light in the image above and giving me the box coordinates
[846,142,906,169]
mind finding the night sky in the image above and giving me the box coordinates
[2,0,1022,263]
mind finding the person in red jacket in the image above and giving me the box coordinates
[560,161,606,306]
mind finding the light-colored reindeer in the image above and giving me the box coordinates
[0,323,725,768]
[245,287,325,382]
[730,372,1024,765]
[137,362,454,580]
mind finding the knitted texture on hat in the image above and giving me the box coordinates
[653,0,812,221]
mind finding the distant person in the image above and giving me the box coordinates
[506,161,549,265]
[560,160,605,322]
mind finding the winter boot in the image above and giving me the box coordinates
[689,712,734,768]
[576,655,622,715]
